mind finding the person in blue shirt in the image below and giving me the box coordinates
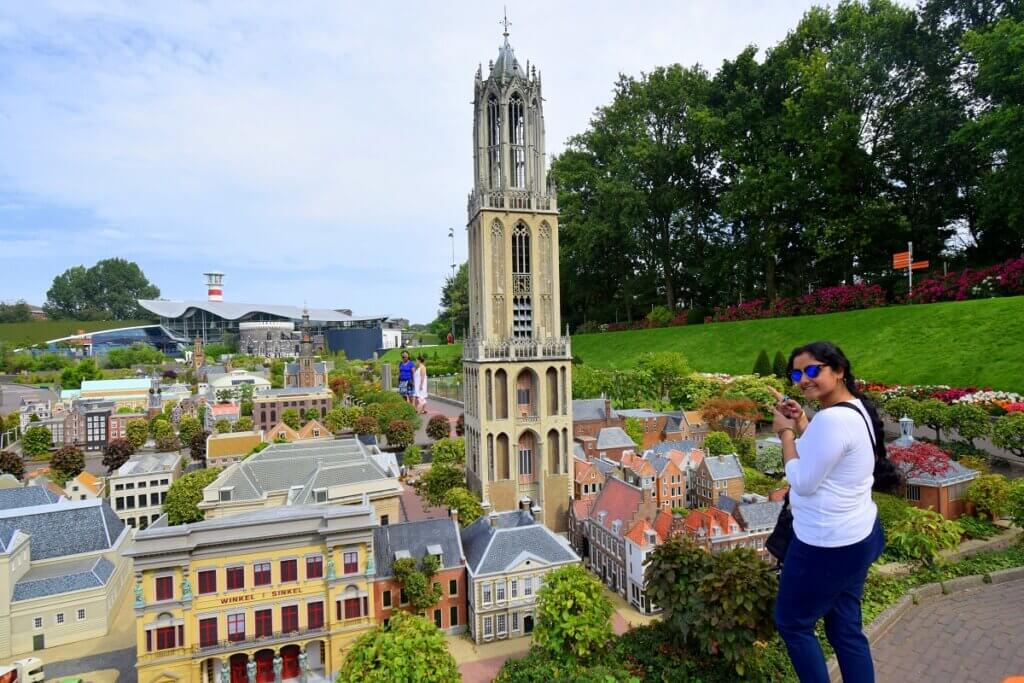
[397,351,415,404]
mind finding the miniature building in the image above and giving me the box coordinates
[109,452,184,531]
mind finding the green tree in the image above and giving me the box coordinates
[533,564,614,661]
[59,359,103,389]
[336,612,459,683]
[623,417,644,449]
[426,415,451,441]
[189,431,210,462]
[303,408,319,423]
[911,398,952,443]
[772,351,787,379]
[635,351,691,402]
[992,413,1024,458]
[324,408,346,433]
[232,416,254,432]
[151,418,174,443]
[433,262,469,340]
[668,373,725,410]
[44,258,160,320]
[102,438,135,473]
[22,425,52,458]
[949,402,992,449]
[385,419,415,450]
[430,438,465,466]
[0,451,26,480]
[752,349,771,376]
[0,301,32,323]
[51,445,85,483]
[965,473,1011,520]
[214,419,232,434]
[442,487,483,527]
[353,415,378,436]
[392,556,443,614]
[704,431,734,456]
[177,415,202,446]
[1007,479,1024,530]
[402,444,422,469]
[420,462,464,507]
[163,468,222,525]
[281,408,301,430]
[125,418,149,449]
[105,343,165,368]
[883,396,919,422]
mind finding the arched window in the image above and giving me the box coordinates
[512,223,532,338]
[508,94,526,187]
[487,94,501,189]
[512,223,530,274]
[518,431,535,482]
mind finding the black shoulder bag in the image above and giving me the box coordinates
[766,401,882,564]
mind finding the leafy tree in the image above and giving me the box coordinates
[324,408,346,433]
[385,419,415,450]
[151,418,174,442]
[0,450,26,480]
[1007,479,1024,530]
[883,396,919,422]
[534,564,614,661]
[753,444,783,475]
[668,374,725,410]
[353,416,378,436]
[420,462,464,507]
[303,408,319,423]
[190,430,210,462]
[433,262,469,341]
[232,416,254,432]
[623,417,644,449]
[965,473,1011,520]
[733,435,756,467]
[125,418,149,449]
[402,444,422,469]
[22,425,52,458]
[703,431,734,456]
[0,301,32,323]
[992,413,1024,458]
[442,487,482,526]
[752,349,772,376]
[426,415,451,441]
[281,408,301,430]
[430,437,465,466]
[155,435,181,453]
[911,398,953,443]
[51,445,85,482]
[177,415,202,446]
[635,351,691,402]
[103,438,135,473]
[163,468,221,525]
[105,344,165,368]
[644,538,777,676]
[772,350,787,379]
[392,556,443,613]
[949,403,991,449]
[44,258,160,320]
[59,359,103,389]
[336,612,459,683]
[214,419,231,434]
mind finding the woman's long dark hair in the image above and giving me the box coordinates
[787,341,902,493]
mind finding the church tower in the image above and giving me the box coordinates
[463,22,573,532]
[297,307,317,388]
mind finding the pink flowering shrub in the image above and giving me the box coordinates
[888,442,952,478]
[1005,403,1024,413]
[713,283,886,322]
[906,257,1024,304]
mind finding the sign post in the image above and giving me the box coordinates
[892,242,930,298]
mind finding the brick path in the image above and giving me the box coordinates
[872,580,1024,683]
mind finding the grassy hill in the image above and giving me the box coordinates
[385,297,1024,391]
[0,319,150,348]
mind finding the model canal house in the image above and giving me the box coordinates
[462,26,574,532]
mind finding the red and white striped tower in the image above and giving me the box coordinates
[204,272,224,302]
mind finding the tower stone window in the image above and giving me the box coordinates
[487,94,502,189]
[512,223,532,338]
[509,94,526,188]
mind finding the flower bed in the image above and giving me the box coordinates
[712,283,886,322]
[863,380,1024,413]
[906,256,1024,304]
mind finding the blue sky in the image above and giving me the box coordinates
[0,1,908,323]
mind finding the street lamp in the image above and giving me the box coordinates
[448,228,457,341]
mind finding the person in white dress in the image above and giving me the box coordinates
[414,355,429,414]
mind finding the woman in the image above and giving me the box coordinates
[414,355,429,414]
[397,351,415,405]
[771,341,890,683]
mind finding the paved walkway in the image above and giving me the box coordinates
[872,579,1024,683]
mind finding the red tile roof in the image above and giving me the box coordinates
[570,498,592,520]
[769,486,789,502]
[624,518,661,547]
[653,509,675,540]
[574,458,593,483]
[588,477,643,533]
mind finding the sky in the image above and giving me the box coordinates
[0,1,913,324]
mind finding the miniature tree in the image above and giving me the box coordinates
[0,450,26,480]
[51,445,85,483]
[442,487,482,526]
[163,468,222,525]
[752,349,772,376]
[21,425,52,459]
[426,415,451,441]
[533,564,614,661]
[214,419,232,434]
[103,438,135,473]
[703,431,734,456]
[992,413,1024,458]
[189,431,210,463]
[281,408,301,430]
[402,444,422,469]
[232,416,254,432]
[336,613,459,683]
[772,350,787,379]
[949,403,992,449]
[385,419,415,450]
[125,418,149,449]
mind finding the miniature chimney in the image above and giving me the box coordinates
[489,511,500,528]
[604,396,612,426]
[448,508,459,527]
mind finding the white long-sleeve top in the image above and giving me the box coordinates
[784,399,877,548]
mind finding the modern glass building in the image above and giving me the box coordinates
[137,300,391,345]
[44,325,188,357]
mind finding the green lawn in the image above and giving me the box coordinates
[0,319,151,348]
[384,297,1024,391]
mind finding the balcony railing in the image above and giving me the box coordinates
[193,625,328,655]
[467,190,557,215]
[462,336,572,362]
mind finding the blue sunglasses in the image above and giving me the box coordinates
[789,364,827,383]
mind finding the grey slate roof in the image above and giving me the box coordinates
[0,486,59,511]
[256,387,332,398]
[12,556,116,601]
[116,452,180,477]
[211,438,392,504]
[663,411,684,432]
[646,454,671,477]
[591,459,617,476]
[573,443,586,460]
[704,454,744,481]
[372,518,463,579]
[897,459,979,486]
[0,499,125,559]
[596,427,635,450]
[616,408,659,419]
[572,398,616,422]
[648,439,698,456]
[461,510,578,576]
[716,495,740,515]
[735,501,784,531]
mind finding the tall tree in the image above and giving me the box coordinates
[434,262,468,339]
[44,258,160,320]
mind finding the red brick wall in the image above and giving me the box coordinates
[374,566,466,630]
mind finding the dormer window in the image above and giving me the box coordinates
[219,487,234,502]
[313,488,327,503]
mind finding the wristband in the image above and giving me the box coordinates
[777,427,797,439]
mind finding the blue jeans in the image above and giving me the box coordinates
[775,517,885,682]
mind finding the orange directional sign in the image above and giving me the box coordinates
[911,260,929,270]
[893,251,911,268]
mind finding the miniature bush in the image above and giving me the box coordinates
[430,437,465,466]
[965,474,1011,520]
[336,613,459,683]
[886,507,962,566]
[214,419,232,434]
[21,425,52,458]
[384,419,415,450]
[51,445,85,483]
[1007,479,1024,530]
[704,431,734,457]
[442,487,482,526]
[125,418,149,448]
[0,450,25,480]
[353,415,378,436]
[281,408,301,429]
[426,414,451,441]
[232,416,254,432]
[992,412,1024,458]
[102,438,135,473]
[754,444,783,475]
[752,349,771,376]
[533,565,614,661]
[873,491,912,534]
[402,444,422,469]
[958,515,1001,540]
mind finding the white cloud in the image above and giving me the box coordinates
[0,0,914,321]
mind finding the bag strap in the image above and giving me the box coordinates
[832,401,877,451]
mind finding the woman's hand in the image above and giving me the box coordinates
[768,386,808,433]
[772,406,796,434]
